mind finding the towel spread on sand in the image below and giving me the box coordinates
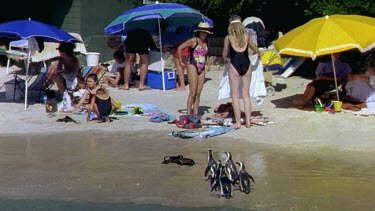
[169,126,234,139]
[110,104,175,122]
[342,107,375,116]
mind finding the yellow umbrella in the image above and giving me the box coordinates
[273,14,375,101]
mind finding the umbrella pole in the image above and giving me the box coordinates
[331,54,340,102]
[158,19,165,92]
[24,49,32,110]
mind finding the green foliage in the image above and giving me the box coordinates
[137,0,375,34]
[304,0,375,17]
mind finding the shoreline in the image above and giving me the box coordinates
[0,66,374,153]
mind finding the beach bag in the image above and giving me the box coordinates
[214,102,234,118]
[57,90,74,112]
[176,114,202,129]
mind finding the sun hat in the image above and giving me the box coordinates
[193,22,213,34]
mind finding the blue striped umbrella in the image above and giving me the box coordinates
[104,3,213,35]
[0,19,80,109]
[104,2,213,91]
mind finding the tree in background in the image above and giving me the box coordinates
[133,0,375,36]
[304,0,375,17]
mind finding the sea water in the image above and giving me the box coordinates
[0,131,374,210]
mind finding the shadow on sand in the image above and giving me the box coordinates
[270,94,314,112]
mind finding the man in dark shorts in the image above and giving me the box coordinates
[121,28,157,91]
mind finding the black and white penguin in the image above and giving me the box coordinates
[204,149,217,179]
[224,151,239,184]
[211,166,233,199]
[236,161,255,194]
[210,160,222,190]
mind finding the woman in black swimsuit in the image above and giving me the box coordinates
[222,15,260,129]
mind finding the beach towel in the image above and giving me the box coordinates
[342,107,375,116]
[169,126,234,139]
[108,104,172,119]
[218,55,266,105]
[149,110,175,122]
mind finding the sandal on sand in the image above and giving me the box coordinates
[162,155,184,164]
[176,157,195,166]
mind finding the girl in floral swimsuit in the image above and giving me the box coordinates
[177,22,212,115]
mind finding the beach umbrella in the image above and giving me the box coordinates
[273,14,375,101]
[104,2,213,91]
[0,19,80,110]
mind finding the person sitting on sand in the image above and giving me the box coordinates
[75,74,103,113]
[54,42,80,96]
[87,87,118,122]
[103,50,125,87]
[292,53,352,107]
[345,54,375,108]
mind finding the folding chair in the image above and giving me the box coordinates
[80,65,108,82]
[28,66,57,99]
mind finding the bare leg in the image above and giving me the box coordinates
[54,73,66,100]
[241,68,252,128]
[121,53,135,90]
[228,64,242,129]
[54,74,66,92]
[103,76,116,87]
[193,70,205,114]
[293,84,316,106]
[173,56,186,90]
[186,64,199,115]
[138,54,150,90]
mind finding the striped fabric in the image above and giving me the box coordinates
[28,67,57,90]
[80,65,107,81]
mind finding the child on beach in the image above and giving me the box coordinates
[87,87,118,122]
[103,50,125,87]
[76,74,118,121]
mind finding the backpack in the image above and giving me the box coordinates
[176,114,202,129]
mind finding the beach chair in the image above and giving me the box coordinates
[28,66,57,97]
[80,65,108,82]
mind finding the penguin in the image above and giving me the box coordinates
[211,166,233,199]
[210,160,222,191]
[236,161,255,194]
[224,151,239,184]
[204,149,217,179]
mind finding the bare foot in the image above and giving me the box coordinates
[230,124,241,129]
[139,86,152,91]
[245,122,251,128]
[118,85,129,90]
[174,87,186,91]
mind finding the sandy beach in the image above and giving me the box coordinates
[0,65,375,209]
[0,66,374,152]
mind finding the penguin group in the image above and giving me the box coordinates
[204,150,255,199]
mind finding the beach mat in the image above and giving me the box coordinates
[169,126,234,139]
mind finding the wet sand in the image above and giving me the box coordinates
[0,131,375,210]
[1,66,375,209]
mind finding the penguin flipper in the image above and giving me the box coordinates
[204,166,210,177]
[248,174,255,184]
[210,181,219,192]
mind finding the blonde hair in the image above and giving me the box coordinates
[228,21,247,48]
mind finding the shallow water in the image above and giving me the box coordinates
[0,131,374,210]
